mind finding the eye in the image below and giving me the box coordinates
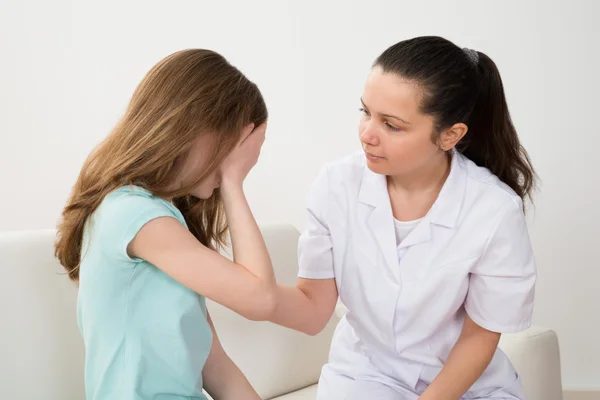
[385,122,400,132]
[359,107,369,116]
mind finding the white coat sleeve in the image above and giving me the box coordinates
[297,165,335,279]
[465,198,537,333]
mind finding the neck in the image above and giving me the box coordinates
[388,152,451,195]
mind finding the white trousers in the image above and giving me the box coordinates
[316,363,525,400]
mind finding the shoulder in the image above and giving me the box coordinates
[304,152,366,220]
[89,186,186,253]
[307,151,366,204]
[325,151,366,178]
[95,185,181,224]
[315,151,366,192]
[460,154,523,214]
[456,154,525,237]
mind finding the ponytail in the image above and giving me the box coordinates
[460,52,536,203]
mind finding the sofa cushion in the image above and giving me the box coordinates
[270,384,318,400]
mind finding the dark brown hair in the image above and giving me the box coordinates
[55,49,268,281]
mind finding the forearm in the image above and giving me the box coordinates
[220,181,274,287]
[270,284,321,335]
[269,279,338,335]
[419,327,499,400]
[203,349,259,400]
[203,312,260,400]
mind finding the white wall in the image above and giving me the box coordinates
[1,0,598,391]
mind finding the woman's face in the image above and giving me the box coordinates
[359,67,444,177]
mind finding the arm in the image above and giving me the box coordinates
[418,315,500,400]
[220,179,274,289]
[421,199,536,399]
[129,123,276,320]
[128,204,274,321]
[270,278,338,335]
[202,312,260,400]
[213,121,273,289]
[269,164,339,335]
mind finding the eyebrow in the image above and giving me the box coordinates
[360,98,412,125]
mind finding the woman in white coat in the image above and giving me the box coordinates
[269,36,537,399]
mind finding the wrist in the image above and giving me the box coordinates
[419,382,459,400]
[418,391,440,400]
[220,176,244,192]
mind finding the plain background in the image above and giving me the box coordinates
[1,0,598,392]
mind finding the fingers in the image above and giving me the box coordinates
[240,121,267,146]
[253,122,267,135]
[251,122,267,143]
[239,123,255,145]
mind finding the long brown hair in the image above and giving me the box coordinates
[375,36,537,205]
[55,49,268,281]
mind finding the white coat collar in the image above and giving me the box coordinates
[357,150,467,256]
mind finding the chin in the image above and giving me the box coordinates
[365,159,391,176]
[190,188,215,200]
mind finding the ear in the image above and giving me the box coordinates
[438,122,468,151]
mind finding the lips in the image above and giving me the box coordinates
[365,151,384,161]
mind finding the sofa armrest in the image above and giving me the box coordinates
[499,327,563,400]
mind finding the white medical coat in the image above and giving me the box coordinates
[298,151,536,399]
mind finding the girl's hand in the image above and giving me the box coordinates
[220,122,267,186]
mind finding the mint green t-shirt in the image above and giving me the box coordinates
[78,186,212,400]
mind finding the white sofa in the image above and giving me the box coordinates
[0,225,563,400]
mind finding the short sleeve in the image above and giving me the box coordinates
[465,199,537,333]
[94,190,180,263]
[297,166,335,279]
